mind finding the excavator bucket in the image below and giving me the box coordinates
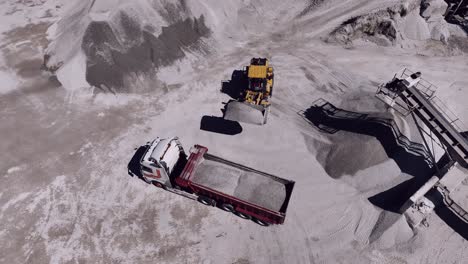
[223,100,270,125]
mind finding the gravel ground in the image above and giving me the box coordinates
[1,0,467,263]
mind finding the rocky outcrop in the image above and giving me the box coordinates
[327,0,466,47]
[444,0,468,33]
[421,0,450,42]
[421,0,449,18]
[327,4,409,46]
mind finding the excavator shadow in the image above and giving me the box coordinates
[200,93,244,135]
[200,115,243,135]
[220,70,248,100]
[301,98,437,213]
[199,69,256,134]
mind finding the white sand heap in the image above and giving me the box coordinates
[404,10,431,41]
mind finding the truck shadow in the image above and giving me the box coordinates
[127,145,147,179]
[200,115,243,135]
[300,99,436,213]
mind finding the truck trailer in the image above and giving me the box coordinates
[127,137,295,226]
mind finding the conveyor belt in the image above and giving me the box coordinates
[399,85,468,165]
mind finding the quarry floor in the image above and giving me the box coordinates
[1,1,468,264]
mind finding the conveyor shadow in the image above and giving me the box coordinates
[368,154,455,213]
[301,99,435,213]
[368,177,426,213]
[427,188,468,240]
[302,100,434,177]
[220,70,247,100]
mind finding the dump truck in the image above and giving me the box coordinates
[224,58,274,125]
[127,137,295,226]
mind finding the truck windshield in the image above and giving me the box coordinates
[142,166,152,173]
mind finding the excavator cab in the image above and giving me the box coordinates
[224,58,274,125]
[248,78,267,92]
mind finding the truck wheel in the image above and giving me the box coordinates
[198,196,215,206]
[142,177,151,184]
[253,218,270,227]
[220,203,234,213]
[234,211,251,220]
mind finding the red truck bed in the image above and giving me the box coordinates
[175,145,295,224]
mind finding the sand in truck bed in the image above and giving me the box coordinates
[191,159,287,212]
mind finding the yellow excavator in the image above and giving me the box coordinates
[224,58,274,125]
[243,57,274,107]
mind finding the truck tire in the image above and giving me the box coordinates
[220,203,235,213]
[198,196,215,206]
[253,218,270,227]
[234,211,251,220]
[142,177,151,184]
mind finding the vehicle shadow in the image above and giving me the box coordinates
[220,70,247,100]
[300,99,436,213]
[200,115,243,135]
[127,145,147,179]
[200,69,248,135]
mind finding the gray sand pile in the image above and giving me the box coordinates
[316,133,389,179]
[82,15,210,93]
[44,0,211,93]
[232,172,287,212]
[191,161,240,195]
[191,159,287,211]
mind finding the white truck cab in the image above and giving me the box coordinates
[140,137,186,188]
